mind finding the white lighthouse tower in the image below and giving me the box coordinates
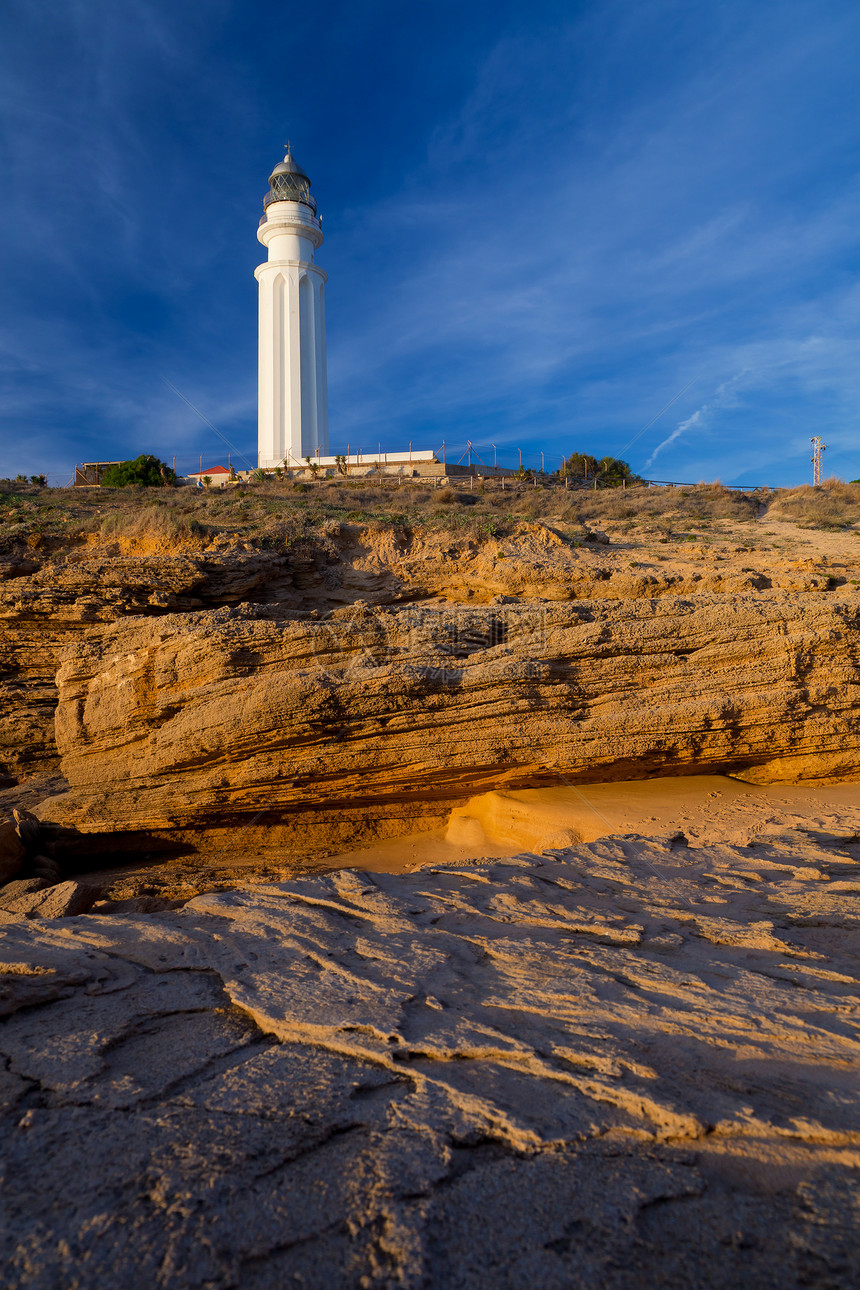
[256,147,328,469]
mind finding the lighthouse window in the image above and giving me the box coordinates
[271,174,310,203]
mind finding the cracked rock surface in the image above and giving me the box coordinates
[2,828,859,1287]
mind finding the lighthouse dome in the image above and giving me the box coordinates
[264,149,317,216]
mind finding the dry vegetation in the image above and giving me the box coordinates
[765,479,860,529]
[3,475,860,558]
[97,506,204,545]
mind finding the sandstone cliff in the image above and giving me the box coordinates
[0,513,856,856]
[36,585,860,853]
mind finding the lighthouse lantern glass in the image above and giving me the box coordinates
[264,170,316,215]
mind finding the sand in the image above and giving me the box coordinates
[329,775,860,873]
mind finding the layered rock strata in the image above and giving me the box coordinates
[37,587,860,851]
[0,522,844,772]
[1,828,859,1287]
[1,520,842,783]
[0,550,303,777]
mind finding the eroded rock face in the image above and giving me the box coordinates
[2,519,836,784]
[3,520,860,854]
[36,589,860,849]
[0,550,302,777]
[1,829,859,1286]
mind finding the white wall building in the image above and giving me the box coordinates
[256,148,328,469]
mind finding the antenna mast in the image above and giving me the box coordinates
[810,436,826,485]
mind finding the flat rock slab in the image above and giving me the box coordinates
[1,829,859,1287]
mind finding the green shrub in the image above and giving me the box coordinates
[560,453,639,487]
[100,455,176,488]
[561,453,599,481]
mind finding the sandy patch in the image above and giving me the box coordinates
[330,775,860,873]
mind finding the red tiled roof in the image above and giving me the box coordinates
[189,465,231,476]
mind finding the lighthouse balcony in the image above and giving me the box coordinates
[263,189,317,216]
[260,197,322,232]
[259,211,323,231]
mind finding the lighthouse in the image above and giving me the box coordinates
[256,147,328,469]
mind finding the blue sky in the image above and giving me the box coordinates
[2,0,860,484]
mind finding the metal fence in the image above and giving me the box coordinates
[13,451,775,492]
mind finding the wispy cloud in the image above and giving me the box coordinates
[644,371,752,471]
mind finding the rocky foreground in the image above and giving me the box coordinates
[2,825,859,1287]
[2,488,860,1284]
